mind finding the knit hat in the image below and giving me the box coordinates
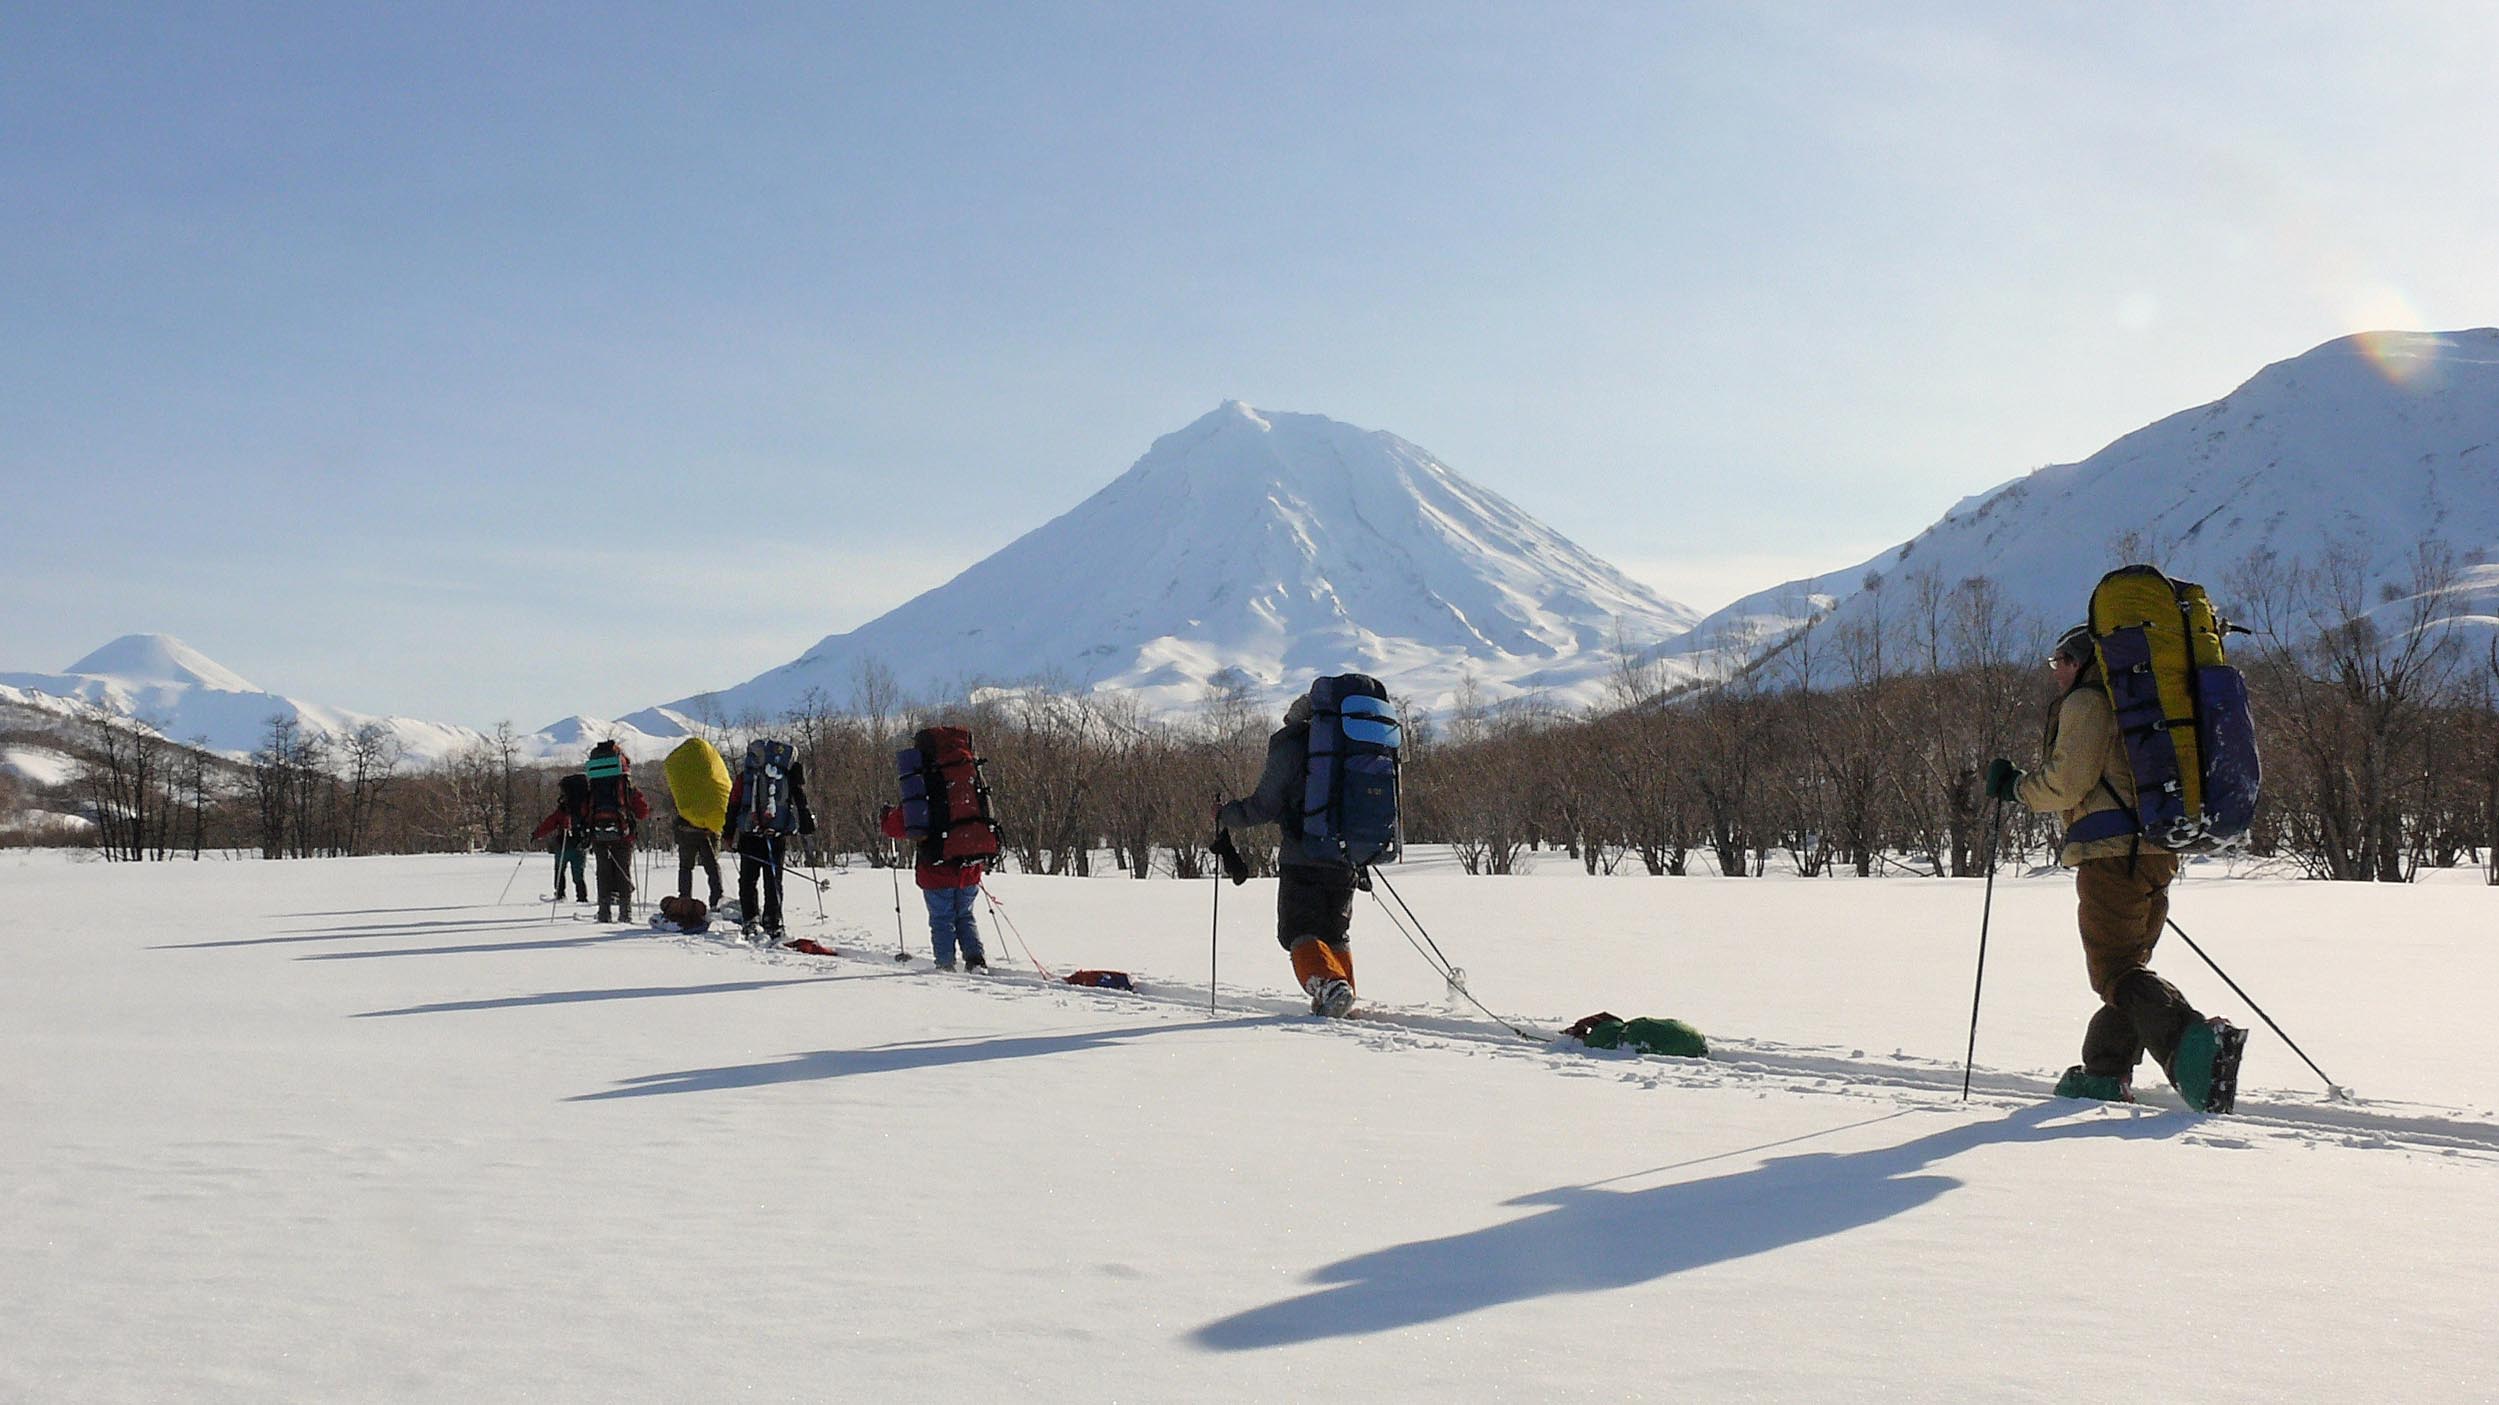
[2051,623,2093,664]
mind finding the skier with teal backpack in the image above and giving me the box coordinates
[575,741,650,924]
[1216,674,1401,1018]
[1986,567,2256,1113]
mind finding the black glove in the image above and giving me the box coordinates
[1210,827,1250,885]
[1983,758,2021,802]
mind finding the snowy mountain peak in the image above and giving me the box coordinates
[1212,398,1272,431]
[64,634,261,694]
[662,406,1701,720]
[1664,326,2499,672]
[2218,327,2499,413]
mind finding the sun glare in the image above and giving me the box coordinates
[2347,291,2441,386]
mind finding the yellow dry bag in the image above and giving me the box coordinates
[663,737,732,835]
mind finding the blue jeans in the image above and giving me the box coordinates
[923,885,983,965]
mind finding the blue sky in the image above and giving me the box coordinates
[5,2,2496,727]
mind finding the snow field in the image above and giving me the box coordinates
[5,851,2495,1403]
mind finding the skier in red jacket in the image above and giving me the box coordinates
[880,803,986,971]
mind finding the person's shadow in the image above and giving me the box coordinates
[568,1015,1283,1102]
[1194,1102,2183,1349]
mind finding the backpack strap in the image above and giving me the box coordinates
[2064,778,2147,877]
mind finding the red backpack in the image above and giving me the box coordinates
[896,726,1003,864]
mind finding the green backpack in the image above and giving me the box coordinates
[1577,1014,1709,1059]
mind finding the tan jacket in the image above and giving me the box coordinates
[2014,679,2141,866]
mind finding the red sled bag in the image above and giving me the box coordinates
[896,726,1003,864]
[1064,970,1136,992]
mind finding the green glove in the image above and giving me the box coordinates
[1983,758,2021,802]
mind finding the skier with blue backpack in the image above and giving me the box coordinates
[1217,675,1402,1018]
[720,739,815,944]
[1986,569,2259,1112]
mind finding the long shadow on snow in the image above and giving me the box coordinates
[280,904,498,918]
[158,916,562,950]
[300,931,642,960]
[1193,1102,2184,1350]
[353,976,875,1018]
[568,1014,1286,1102]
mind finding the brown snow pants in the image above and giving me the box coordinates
[2076,852,2178,1000]
[2074,852,2197,1079]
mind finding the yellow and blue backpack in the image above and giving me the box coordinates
[2073,565,2262,853]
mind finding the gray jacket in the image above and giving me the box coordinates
[1218,709,1330,870]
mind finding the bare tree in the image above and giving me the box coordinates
[340,723,403,857]
[249,715,299,860]
[491,722,524,852]
[77,713,171,861]
[2236,542,2468,880]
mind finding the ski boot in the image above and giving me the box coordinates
[2170,1018,2249,1113]
[962,949,989,973]
[935,959,957,971]
[596,907,613,924]
[2052,1065,2134,1103]
[1309,978,1355,1019]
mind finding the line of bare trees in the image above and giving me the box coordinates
[40,712,528,860]
[28,546,2499,885]
[65,713,217,861]
[1408,571,2042,878]
[1411,548,2499,884]
[683,665,1290,881]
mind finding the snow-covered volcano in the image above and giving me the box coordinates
[666,402,1700,719]
[1664,328,2499,671]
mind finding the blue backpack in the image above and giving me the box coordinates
[737,739,799,836]
[1300,674,1402,867]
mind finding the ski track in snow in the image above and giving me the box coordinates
[653,913,2499,1167]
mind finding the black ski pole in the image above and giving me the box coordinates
[2165,916,2350,1100]
[889,843,911,961]
[495,852,528,905]
[1962,799,2007,1101]
[1209,838,1221,1015]
[735,843,829,892]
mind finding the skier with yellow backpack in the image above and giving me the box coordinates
[1986,566,2260,1113]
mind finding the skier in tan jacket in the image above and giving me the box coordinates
[1986,623,2246,1110]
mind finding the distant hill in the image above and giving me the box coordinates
[0,634,694,766]
[1659,328,2499,674]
